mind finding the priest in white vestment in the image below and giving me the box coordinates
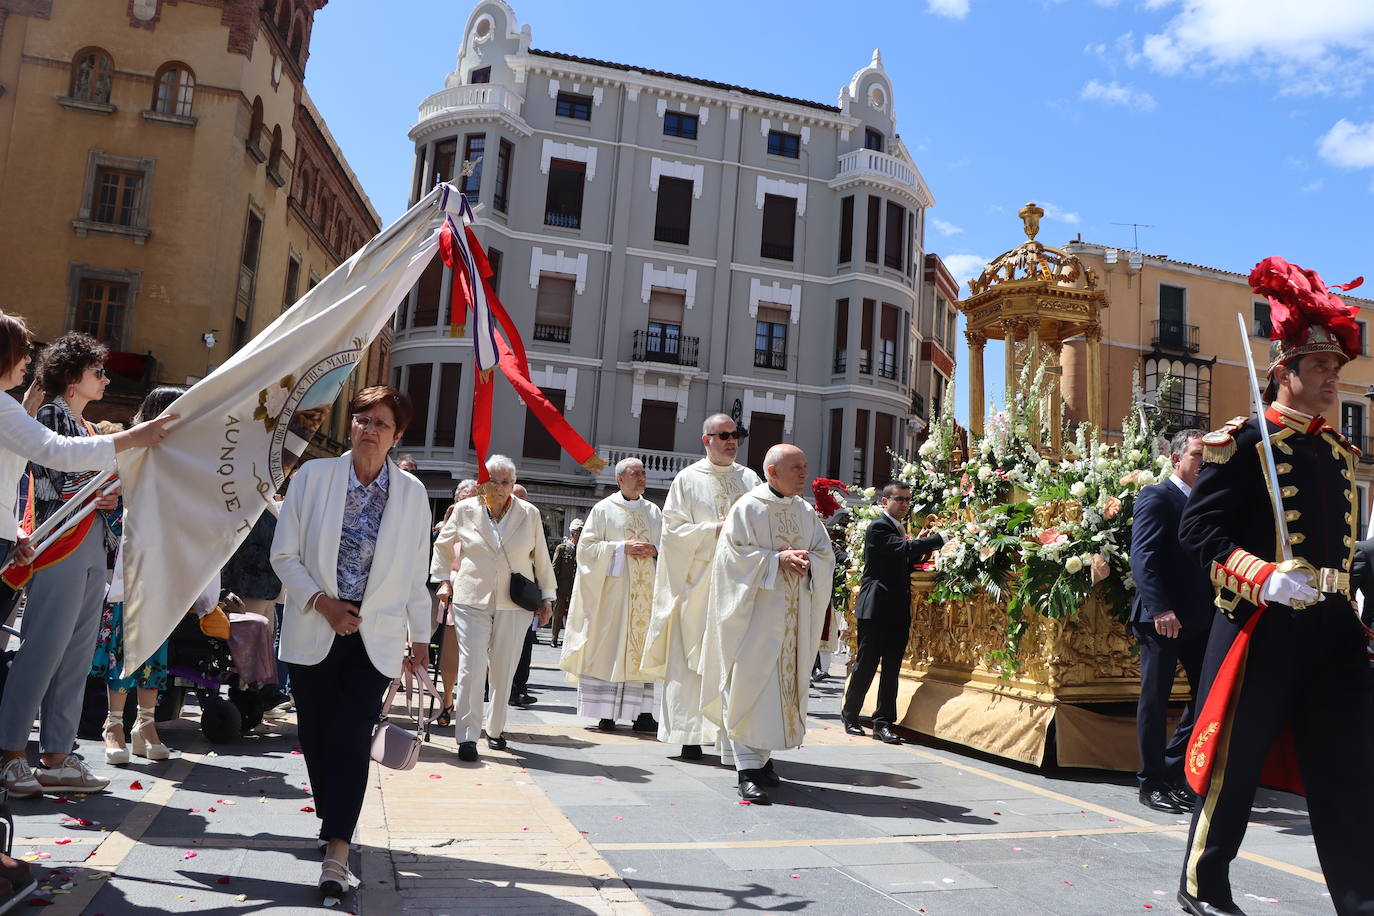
[698,444,835,804]
[642,413,761,760]
[559,458,663,732]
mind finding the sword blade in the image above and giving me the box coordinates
[1237,313,1293,563]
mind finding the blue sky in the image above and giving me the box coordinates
[306,0,1374,426]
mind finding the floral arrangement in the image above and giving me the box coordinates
[843,363,1176,676]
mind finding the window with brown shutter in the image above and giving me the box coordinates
[760,194,796,261]
[402,364,433,447]
[833,299,848,373]
[523,388,565,460]
[838,195,854,264]
[874,412,895,481]
[654,177,693,244]
[544,159,585,228]
[435,363,462,448]
[827,408,843,479]
[748,413,786,477]
[859,299,875,374]
[75,280,128,349]
[879,304,899,379]
[884,201,906,270]
[853,409,870,486]
[638,400,677,451]
[865,196,881,263]
[534,275,575,342]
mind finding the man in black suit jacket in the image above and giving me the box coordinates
[841,482,945,744]
[1129,428,1213,814]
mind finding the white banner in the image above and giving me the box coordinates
[117,184,460,676]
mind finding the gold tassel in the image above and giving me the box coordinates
[581,454,609,473]
[449,322,466,338]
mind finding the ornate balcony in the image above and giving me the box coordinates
[595,444,700,489]
[411,84,530,140]
[1151,320,1201,353]
[830,148,934,208]
[632,329,699,367]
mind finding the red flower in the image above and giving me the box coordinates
[1249,256,1363,359]
[811,478,850,518]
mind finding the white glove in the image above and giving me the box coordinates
[1260,570,1319,607]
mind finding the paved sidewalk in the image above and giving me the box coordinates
[6,641,1335,914]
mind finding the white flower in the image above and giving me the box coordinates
[1065,556,1083,573]
[977,466,992,481]
[1157,455,1172,469]
[1128,449,1142,462]
[863,487,876,500]
[980,440,993,455]
[1069,481,1087,498]
[1095,458,1109,472]
[1079,552,1093,565]
[919,440,937,458]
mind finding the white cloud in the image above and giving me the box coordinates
[1040,201,1081,225]
[941,254,991,290]
[1142,0,1374,95]
[926,0,969,19]
[1080,79,1158,111]
[1084,32,1142,67]
[1300,179,1325,192]
[1319,119,1374,169]
[932,218,964,236]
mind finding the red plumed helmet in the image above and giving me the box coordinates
[811,477,849,519]
[1248,255,1364,373]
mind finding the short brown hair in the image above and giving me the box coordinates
[0,311,31,382]
[348,385,412,436]
[38,332,107,397]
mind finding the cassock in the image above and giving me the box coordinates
[642,459,761,746]
[559,493,663,719]
[697,484,835,762]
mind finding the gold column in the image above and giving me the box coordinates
[1000,318,1028,414]
[1084,323,1103,434]
[1025,321,1042,449]
[965,329,987,436]
[1045,339,1064,455]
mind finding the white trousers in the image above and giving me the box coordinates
[729,741,771,773]
[452,604,533,744]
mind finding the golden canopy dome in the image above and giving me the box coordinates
[967,203,1099,296]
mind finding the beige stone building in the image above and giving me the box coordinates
[0,0,382,445]
[1053,241,1374,531]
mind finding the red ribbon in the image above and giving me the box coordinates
[437,224,604,485]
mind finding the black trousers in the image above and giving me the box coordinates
[289,634,391,844]
[1133,623,1208,789]
[511,626,535,695]
[842,615,908,728]
[1181,601,1374,914]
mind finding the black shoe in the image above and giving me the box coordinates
[1139,786,1184,814]
[597,718,616,732]
[1177,890,1247,916]
[840,713,864,736]
[551,639,562,648]
[457,741,478,762]
[487,735,507,751]
[510,692,536,708]
[632,713,658,733]
[737,770,771,804]
[757,759,781,787]
[873,725,904,745]
[1168,784,1197,811]
[680,744,703,761]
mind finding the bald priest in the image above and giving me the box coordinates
[697,444,835,804]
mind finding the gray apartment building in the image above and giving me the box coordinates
[392,0,955,531]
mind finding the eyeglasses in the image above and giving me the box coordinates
[887,495,912,502]
[707,430,748,441]
[92,367,107,379]
[351,415,394,432]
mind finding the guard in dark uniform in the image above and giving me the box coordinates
[1176,256,1374,916]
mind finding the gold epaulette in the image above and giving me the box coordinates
[1321,425,1362,459]
[1201,416,1248,464]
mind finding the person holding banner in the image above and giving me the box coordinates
[0,333,152,798]
[271,385,433,900]
[431,455,555,762]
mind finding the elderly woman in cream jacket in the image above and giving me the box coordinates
[271,386,432,901]
[432,454,556,762]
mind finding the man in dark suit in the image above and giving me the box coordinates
[1349,538,1374,630]
[841,482,944,744]
[1128,428,1212,814]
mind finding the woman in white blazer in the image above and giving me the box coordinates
[432,454,556,761]
[270,385,431,901]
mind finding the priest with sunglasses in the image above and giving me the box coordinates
[642,413,760,761]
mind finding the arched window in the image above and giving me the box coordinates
[288,13,306,59]
[153,63,194,117]
[268,124,283,173]
[71,48,114,104]
[248,96,264,149]
[296,168,311,207]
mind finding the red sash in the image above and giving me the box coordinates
[1185,606,1303,797]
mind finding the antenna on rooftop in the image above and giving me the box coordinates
[1111,221,1154,252]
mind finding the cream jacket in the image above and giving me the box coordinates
[430,496,556,609]
[271,454,432,677]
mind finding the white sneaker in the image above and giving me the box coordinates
[0,758,40,799]
[35,754,109,794]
